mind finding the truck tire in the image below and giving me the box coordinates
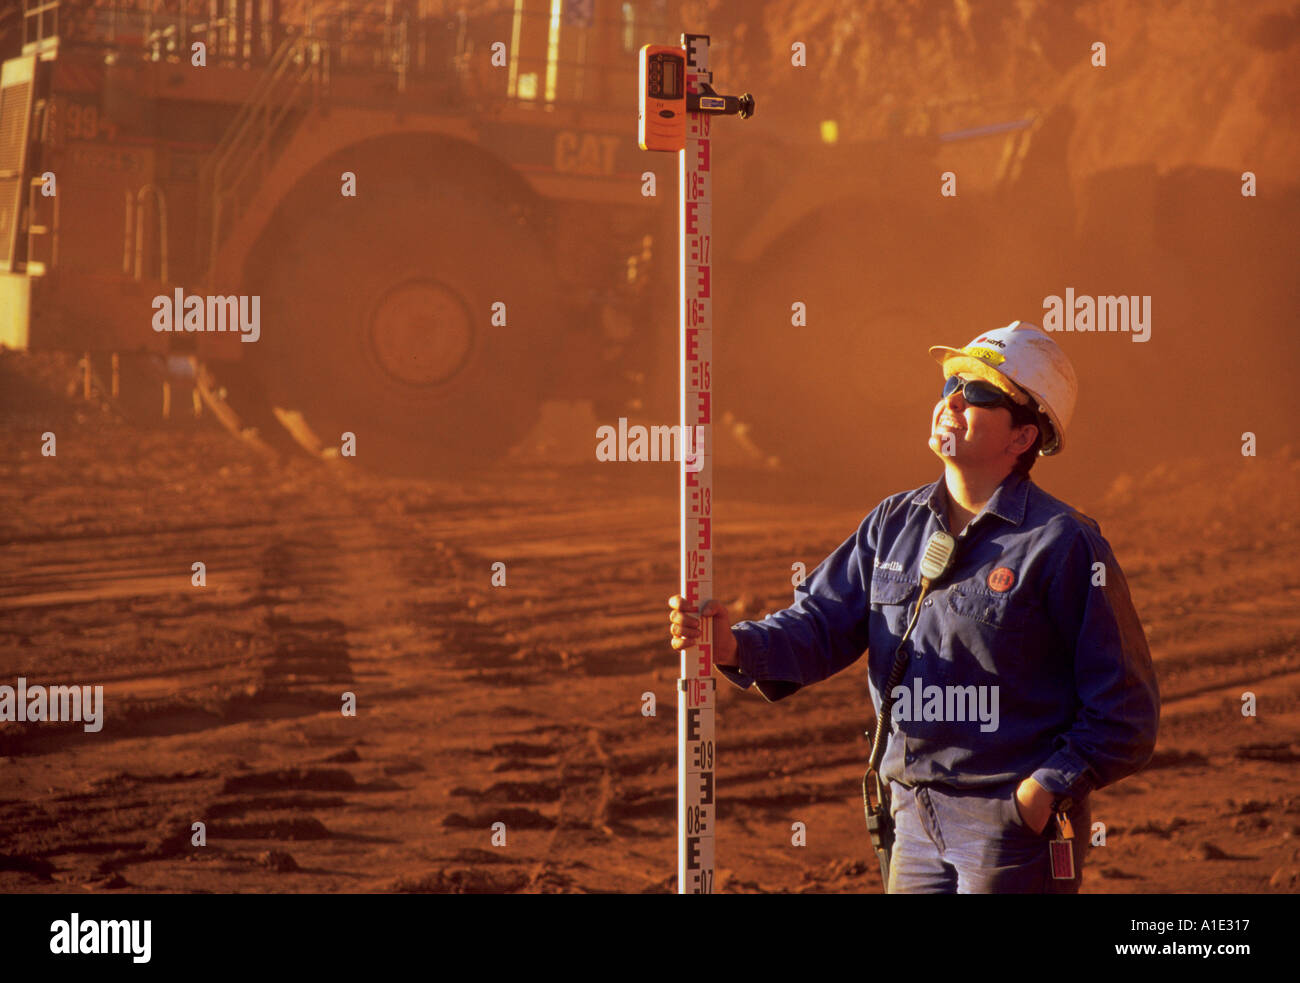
[248,183,555,469]
[715,206,984,489]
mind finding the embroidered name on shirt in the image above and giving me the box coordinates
[874,558,904,573]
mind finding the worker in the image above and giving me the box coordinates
[668,321,1160,893]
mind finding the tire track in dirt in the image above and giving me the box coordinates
[0,519,361,758]
[0,471,424,887]
[516,727,616,892]
[5,416,1298,891]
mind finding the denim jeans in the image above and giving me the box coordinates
[886,781,1091,894]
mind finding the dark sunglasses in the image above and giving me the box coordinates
[941,375,1015,410]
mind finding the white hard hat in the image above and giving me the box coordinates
[928,321,1078,456]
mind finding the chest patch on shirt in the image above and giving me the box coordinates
[987,567,1016,592]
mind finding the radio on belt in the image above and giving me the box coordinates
[638,33,753,896]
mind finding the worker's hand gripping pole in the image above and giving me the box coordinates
[641,31,752,896]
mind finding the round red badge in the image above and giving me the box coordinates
[987,567,1015,592]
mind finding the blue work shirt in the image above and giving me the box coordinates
[719,469,1160,805]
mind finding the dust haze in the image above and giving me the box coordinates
[0,0,1297,894]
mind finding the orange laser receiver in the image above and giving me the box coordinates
[639,45,687,152]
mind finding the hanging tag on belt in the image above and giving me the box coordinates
[1049,809,1075,880]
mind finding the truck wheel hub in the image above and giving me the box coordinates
[368,279,473,387]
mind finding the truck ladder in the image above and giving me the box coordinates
[202,31,328,282]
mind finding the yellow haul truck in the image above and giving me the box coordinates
[0,0,697,464]
[1,0,1015,471]
[8,1,1276,490]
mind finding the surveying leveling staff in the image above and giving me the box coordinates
[668,321,1160,893]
